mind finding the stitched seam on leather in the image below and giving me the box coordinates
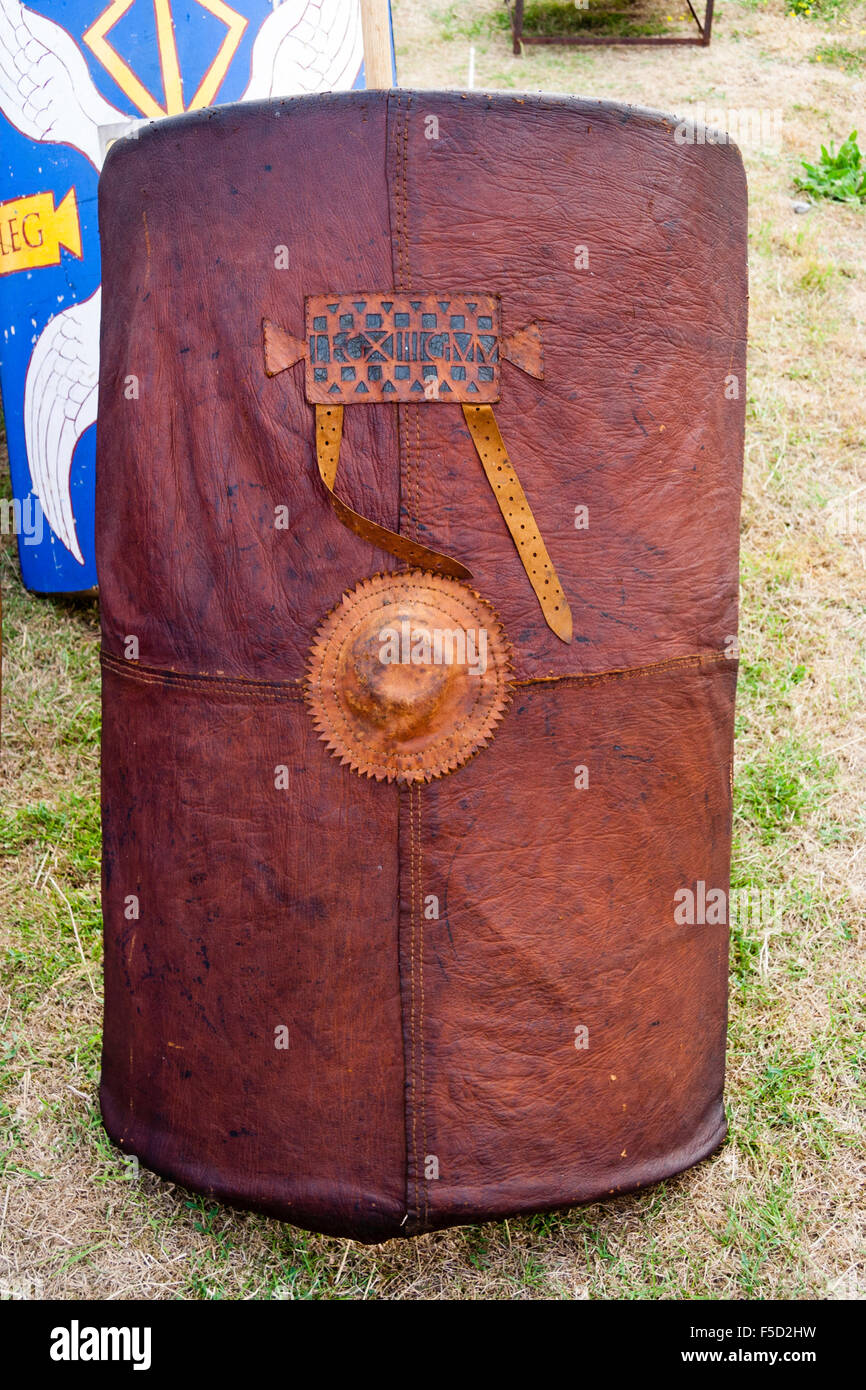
[399,103,429,1226]
[406,103,427,1227]
[417,405,422,544]
[411,782,419,1217]
[407,404,415,542]
[416,780,429,1226]
[511,653,732,688]
[391,90,419,1229]
[397,93,410,294]
[100,653,305,698]
[102,651,729,697]
[408,782,419,1223]
[410,784,424,1226]
[397,404,409,543]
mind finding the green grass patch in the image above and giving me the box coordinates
[433,1,508,39]
[734,738,835,844]
[0,793,102,1009]
[795,131,866,206]
[811,42,865,73]
[787,0,854,19]
[514,0,670,38]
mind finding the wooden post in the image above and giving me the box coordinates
[360,0,393,89]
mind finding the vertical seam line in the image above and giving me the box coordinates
[400,94,427,1227]
[413,408,421,545]
[404,95,428,1227]
[408,781,419,1223]
[416,781,429,1225]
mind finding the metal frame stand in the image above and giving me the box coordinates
[508,0,714,50]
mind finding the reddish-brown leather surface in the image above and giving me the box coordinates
[407,658,735,1229]
[99,663,406,1238]
[96,91,746,1241]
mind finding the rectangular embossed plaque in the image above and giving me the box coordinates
[304,292,501,403]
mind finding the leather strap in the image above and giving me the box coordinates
[268,310,571,641]
[314,405,471,580]
[462,403,572,644]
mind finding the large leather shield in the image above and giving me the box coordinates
[96,91,747,1241]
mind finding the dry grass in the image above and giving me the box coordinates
[1,0,864,1300]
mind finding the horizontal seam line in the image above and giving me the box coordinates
[101,649,731,695]
[100,652,305,697]
[511,653,732,688]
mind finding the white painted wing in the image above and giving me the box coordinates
[24,289,101,565]
[0,0,125,170]
[243,0,364,101]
